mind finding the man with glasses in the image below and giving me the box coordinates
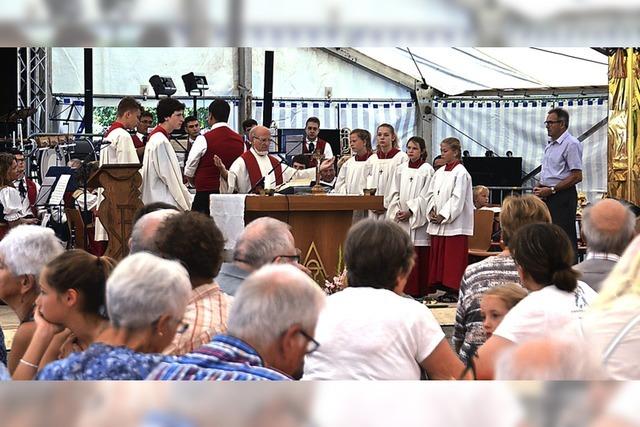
[134,110,154,160]
[184,99,244,215]
[216,217,304,296]
[148,263,325,381]
[216,125,332,194]
[533,107,583,260]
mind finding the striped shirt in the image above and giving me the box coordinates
[164,282,233,356]
[148,334,291,381]
[453,255,523,364]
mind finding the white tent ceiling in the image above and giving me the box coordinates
[355,47,608,95]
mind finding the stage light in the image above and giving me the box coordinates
[463,150,470,157]
[182,72,208,96]
[149,75,177,98]
[485,150,495,157]
[506,150,513,157]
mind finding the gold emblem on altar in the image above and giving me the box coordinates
[303,242,328,284]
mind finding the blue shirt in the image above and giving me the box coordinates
[541,130,583,186]
[147,334,291,381]
[36,342,174,380]
[215,262,250,296]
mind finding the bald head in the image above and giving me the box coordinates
[495,337,605,380]
[583,199,636,255]
[249,126,271,155]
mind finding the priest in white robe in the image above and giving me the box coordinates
[217,126,332,194]
[140,98,192,211]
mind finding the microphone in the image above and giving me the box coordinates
[248,137,307,194]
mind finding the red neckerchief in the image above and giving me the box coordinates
[148,125,170,139]
[408,159,425,169]
[376,147,400,159]
[354,151,372,162]
[444,160,461,171]
[104,121,126,138]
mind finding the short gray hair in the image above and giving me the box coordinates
[129,209,178,254]
[106,252,191,330]
[582,201,636,256]
[0,225,63,276]
[495,336,606,380]
[233,217,295,269]
[227,264,325,349]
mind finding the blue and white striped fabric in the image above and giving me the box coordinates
[252,100,417,148]
[432,97,608,202]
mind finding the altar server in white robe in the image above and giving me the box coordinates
[216,125,333,194]
[333,129,373,222]
[365,123,408,220]
[95,96,141,241]
[425,137,474,300]
[387,136,434,297]
[140,98,192,211]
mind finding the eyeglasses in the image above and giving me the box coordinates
[273,254,301,264]
[252,136,271,143]
[140,120,153,125]
[152,317,189,334]
[544,120,563,125]
[298,330,320,354]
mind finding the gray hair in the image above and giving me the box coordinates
[129,209,179,254]
[495,336,606,380]
[227,264,325,350]
[0,225,63,276]
[582,201,636,256]
[233,217,295,269]
[106,252,191,330]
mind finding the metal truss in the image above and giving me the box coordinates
[17,47,52,136]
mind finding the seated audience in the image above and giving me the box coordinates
[154,212,232,355]
[36,252,191,380]
[475,223,598,379]
[216,217,302,296]
[0,225,64,373]
[147,264,325,380]
[480,283,527,341]
[12,250,116,380]
[454,195,550,364]
[472,185,490,209]
[129,209,178,254]
[580,234,640,380]
[304,219,464,380]
[574,198,635,292]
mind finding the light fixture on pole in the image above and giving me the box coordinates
[149,75,177,98]
[182,72,209,115]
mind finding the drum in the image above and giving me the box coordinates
[38,148,68,181]
[69,138,98,162]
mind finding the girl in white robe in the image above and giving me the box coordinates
[387,136,434,296]
[333,129,373,222]
[365,123,408,220]
[425,137,474,300]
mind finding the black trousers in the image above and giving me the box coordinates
[544,185,578,263]
[191,190,218,216]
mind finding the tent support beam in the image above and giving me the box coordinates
[235,47,252,132]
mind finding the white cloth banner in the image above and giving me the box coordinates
[433,97,608,202]
[210,194,247,250]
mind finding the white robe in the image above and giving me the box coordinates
[365,151,409,220]
[95,127,139,241]
[387,162,434,246]
[220,148,316,194]
[140,131,192,211]
[425,163,474,236]
[333,156,368,195]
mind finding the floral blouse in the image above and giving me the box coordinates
[36,342,175,380]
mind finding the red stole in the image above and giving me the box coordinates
[376,147,400,159]
[104,121,126,138]
[444,160,461,171]
[241,151,283,190]
[408,159,425,169]
[355,151,372,162]
[26,179,38,217]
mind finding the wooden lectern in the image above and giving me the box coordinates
[88,164,143,259]
[245,195,383,284]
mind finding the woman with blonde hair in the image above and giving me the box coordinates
[334,129,373,222]
[580,234,640,379]
[365,123,408,220]
[454,194,551,364]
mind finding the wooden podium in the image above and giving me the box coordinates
[88,164,143,259]
[245,195,383,284]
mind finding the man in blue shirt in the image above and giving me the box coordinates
[534,108,583,260]
[148,264,325,381]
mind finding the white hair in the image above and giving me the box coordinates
[129,209,179,254]
[495,336,607,380]
[233,217,295,268]
[0,225,64,276]
[227,264,325,349]
[106,252,191,330]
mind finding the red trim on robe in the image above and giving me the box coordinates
[408,159,425,169]
[240,151,283,190]
[148,126,170,140]
[376,147,400,159]
[354,151,372,162]
[444,160,462,171]
[103,121,126,138]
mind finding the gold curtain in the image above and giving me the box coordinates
[608,48,640,203]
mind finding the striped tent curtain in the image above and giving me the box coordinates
[433,97,608,202]
[253,100,417,148]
